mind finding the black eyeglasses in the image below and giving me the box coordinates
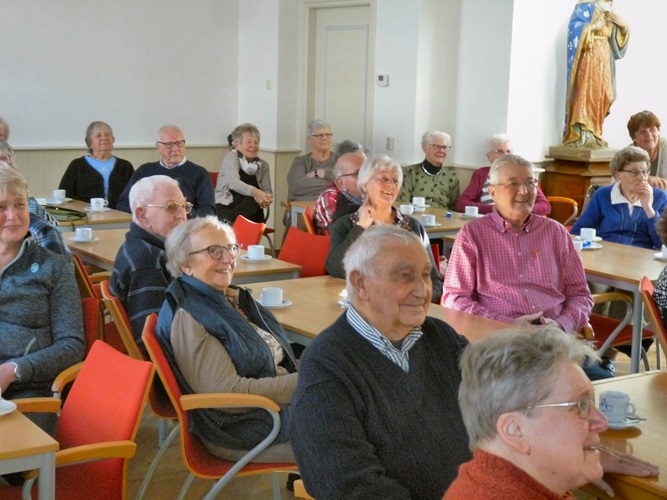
[527,395,594,419]
[620,169,650,177]
[143,201,193,214]
[429,144,451,151]
[157,140,186,149]
[188,244,240,260]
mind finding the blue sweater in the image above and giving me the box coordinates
[572,184,667,249]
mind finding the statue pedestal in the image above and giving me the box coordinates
[542,145,616,213]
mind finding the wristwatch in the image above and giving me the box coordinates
[313,170,319,178]
[9,362,20,381]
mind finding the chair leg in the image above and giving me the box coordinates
[158,418,170,447]
[177,473,196,500]
[263,233,276,258]
[657,342,662,370]
[641,347,650,371]
[271,472,282,500]
[135,423,180,500]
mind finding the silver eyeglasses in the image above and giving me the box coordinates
[527,395,594,419]
[493,179,538,191]
[429,144,451,151]
[620,168,650,177]
[188,244,240,260]
[143,201,193,214]
[157,140,186,149]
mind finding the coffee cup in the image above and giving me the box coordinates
[422,214,436,226]
[260,287,283,306]
[35,197,47,206]
[580,228,596,241]
[399,204,414,215]
[661,245,667,259]
[573,240,584,252]
[412,196,426,208]
[464,206,479,217]
[90,198,108,211]
[247,245,265,260]
[75,227,93,241]
[53,189,66,200]
[599,390,637,423]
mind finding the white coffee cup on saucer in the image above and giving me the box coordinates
[399,204,414,215]
[75,227,93,241]
[247,245,265,260]
[599,390,637,423]
[464,206,478,217]
[90,198,108,211]
[422,214,436,226]
[661,245,667,259]
[580,228,596,241]
[53,189,66,200]
[412,196,426,207]
[260,287,283,306]
[35,197,48,206]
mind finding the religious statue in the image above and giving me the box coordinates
[563,0,629,148]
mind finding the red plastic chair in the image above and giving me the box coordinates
[278,227,330,278]
[233,215,266,250]
[81,297,103,357]
[2,340,154,500]
[303,206,316,235]
[640,277,665,367]
[209,171,219,187]
[141,314,298,498]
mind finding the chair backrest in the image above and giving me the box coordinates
[73,254,96,299]
[303,206,316,235]
[278,227,330,278]
[640,276,667,354]
[81,297,103,357]
[546,196,579,226]
[209,171,219,187]
[233,215,266,250]
[99,280,144,361]
[56,340,154,499]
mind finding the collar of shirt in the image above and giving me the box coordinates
[341,190,363,205]
[489,209,533,234]
[346,304,423,372]
[610,182,643,207]
[160,156,188,169]
[421,159,443,176]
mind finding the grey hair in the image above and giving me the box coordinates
[421,130,451,148]
[156,125,184,141]
[129,175,181,220]
[165,216,236,277]
[459,327,598,449]
[230,123,260,147]
[610,145,650,176]
[0,139,15,167]
[0,160,28,200]
[307,119,331,137]
[357,154,403,196]
[0,117,9,140]
[85,121,114,154]
[485,133,511,153]
[343,225,424,298]
[488,154,534,184]
[333,152,366,178]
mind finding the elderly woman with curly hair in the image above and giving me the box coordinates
[215,123,272,224]
[157,216,297,462]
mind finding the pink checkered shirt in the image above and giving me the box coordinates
[313,185,339,235]
[442,211,592,333]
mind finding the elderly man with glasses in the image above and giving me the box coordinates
[110,175,189,342]
[115,125,216,217]
[443,155,613,380]
[456,133,551,215]
[398,130,460,210]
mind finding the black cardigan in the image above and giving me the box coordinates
[59,156,134,209]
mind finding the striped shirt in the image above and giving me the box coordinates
[443,211,592,333]
[346,305,423,372]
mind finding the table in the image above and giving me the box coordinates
[579,241,665,373]
[43,199,132,233]
[244,276,508,344]
[0,409,59,499]
[66,228,302,283]
[578,371,667,499]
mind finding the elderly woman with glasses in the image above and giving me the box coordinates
[59,121,134,209]
[156,216,298,463]
[326,154,444,303]
[287,119,335,202]
[572,146,667,249]
[397,130,460,210]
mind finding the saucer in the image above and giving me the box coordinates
[575,236,603,242]
[422,222,442,228]
[338,298,350,307]
[607,415,645,430]
[412,204,430,211]
[654,252,667,262]
[69,236,100,243]
[258,299,292,309]
[0,399,17,417]
[240,254,272,262]
[581,243,603,250]
[461,214,484,219]
[47,197,72,205]
[84,207,110,212]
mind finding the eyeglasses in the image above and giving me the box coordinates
[370,175,400,187]
[493,179,538,191]
[311,133,333,139]
[491,149,512,155]
[143,201,193,214]
[188,244,240,260]
[337,173,359,178]
[157,140,186,149]
[620,169,650,177]
[429,144,451,151]
[527,395,594,420]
